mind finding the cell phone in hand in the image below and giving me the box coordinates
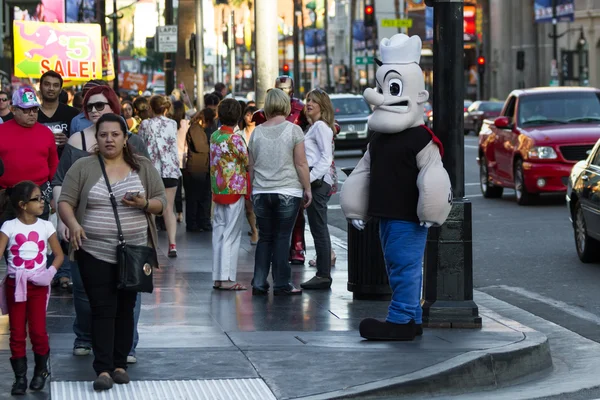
[124,190,140,201]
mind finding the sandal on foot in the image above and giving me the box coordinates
[218,283,247,291]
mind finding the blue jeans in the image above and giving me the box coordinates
[54,241,72,280]
[72,259,141,353]
[71,260,92,348]
[252,194,301,291]
[379,219,428,325]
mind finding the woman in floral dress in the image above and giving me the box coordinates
[210,99,248,290]
[138,95,181,257]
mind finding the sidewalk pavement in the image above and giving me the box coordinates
[0,223,552,399]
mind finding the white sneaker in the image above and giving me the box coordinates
[127,355,137,364]
[73,346,91,356]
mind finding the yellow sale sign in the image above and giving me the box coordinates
[13,21,102,80]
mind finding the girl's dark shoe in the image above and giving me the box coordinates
[112,369,130,384]
[10,357,27,395]
[93,374,114,391]
[29,352,49,391]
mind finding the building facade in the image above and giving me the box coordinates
[484,0,600,101]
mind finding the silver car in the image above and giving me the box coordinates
[329,94,372,151]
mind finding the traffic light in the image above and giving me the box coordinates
[477,56,485,75]
[282,64,290,75]
[364,3,375,27]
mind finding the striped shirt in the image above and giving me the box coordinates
[81,172,148,264]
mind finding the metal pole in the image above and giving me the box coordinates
[302,8,308,95]
[112,0,119,92]
[195,0,204,110]
[254,0,279,108]
[349,0,356,92]
[229,11,236,96]
[552,0,558,62]
[293,0,301,87]
[422,0,481,329]
[324,0,331,91]
[164,0,175,95]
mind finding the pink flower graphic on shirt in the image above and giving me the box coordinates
[10,232,45,270]
[229,173,246,192]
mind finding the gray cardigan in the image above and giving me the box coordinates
[59,155,167,260]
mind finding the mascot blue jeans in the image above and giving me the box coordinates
[380,219,428,325]
[358,219,427,341]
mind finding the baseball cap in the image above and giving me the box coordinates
[12,87,41,109]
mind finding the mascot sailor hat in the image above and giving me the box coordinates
[364,34,430,134]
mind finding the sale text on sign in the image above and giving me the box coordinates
[13,21,102,80]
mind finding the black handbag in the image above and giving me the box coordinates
[98,155,156,293]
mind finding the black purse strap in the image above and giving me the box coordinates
[98,154,125,245]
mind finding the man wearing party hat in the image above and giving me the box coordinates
[340,34,452,341]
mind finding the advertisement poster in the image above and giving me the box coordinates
[464,5,476,42]
[425,6,433,41]
[352,21,377,51]
[102,36,115,81]
[14,0,65,23]
[66,0,97,23]
[121,72,148,92]
[304,29,326,55]
[535,0,574,23]
[407,0,427,11]
[13,21,102,80]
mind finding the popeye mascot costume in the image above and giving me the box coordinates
[341,34,452,341]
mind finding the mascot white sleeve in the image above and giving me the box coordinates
[340,34,452,341]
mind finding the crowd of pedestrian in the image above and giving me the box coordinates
[0,73,337,394]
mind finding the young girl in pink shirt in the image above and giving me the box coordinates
[0,181,63,395]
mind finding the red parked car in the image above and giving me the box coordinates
[477,87,600,205]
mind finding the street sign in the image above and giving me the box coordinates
[157,25,178,53]
[381,19,413,28]
[355,56,374,65]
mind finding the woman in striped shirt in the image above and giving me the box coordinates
[59,114,166,391]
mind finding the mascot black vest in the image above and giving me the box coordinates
[368,125,432,222]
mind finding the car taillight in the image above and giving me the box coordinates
[426,110,433,117]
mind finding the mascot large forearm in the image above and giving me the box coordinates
[340,34,452,341]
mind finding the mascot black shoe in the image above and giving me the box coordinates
[359,318,417,341]
[341,34,452,341]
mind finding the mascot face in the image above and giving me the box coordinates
[364,34,429,134]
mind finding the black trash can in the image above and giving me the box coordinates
[341,167,391,300]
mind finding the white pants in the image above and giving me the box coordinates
[212,198,245,281]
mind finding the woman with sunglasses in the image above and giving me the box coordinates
[51,85,150,365]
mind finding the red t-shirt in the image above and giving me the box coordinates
[0,120,58,188]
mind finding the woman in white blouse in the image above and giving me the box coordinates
[300,88,336,290]
[138,95,181,257]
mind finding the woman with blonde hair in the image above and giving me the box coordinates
[138,95,181,257]
[300,88,336,290]
[248,88,312,296]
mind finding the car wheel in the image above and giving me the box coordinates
[480,155,503,198]
[574,201,600,263]
[514,159,538,205]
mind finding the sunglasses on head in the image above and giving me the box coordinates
[86,102,109,113]
[17,107,39,115]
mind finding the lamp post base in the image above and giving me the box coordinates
[422,199,482,329]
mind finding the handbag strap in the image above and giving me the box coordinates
[97,154,125,245]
